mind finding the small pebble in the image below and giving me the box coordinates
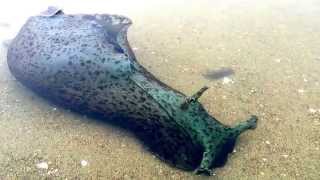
[80,160,88,167]
[262,158,267,162]
[182,67,189,72]
[222,77,234,84]
[274,58,281,63]
[308,108,318,114]
[265,141,271,145]
[281,173,287,177]
[124,174,130,180]
[250,88,257,94]
[297,89,305,93]
[281,154,289,158]
[47,169,58,175]
[36,162,48,169]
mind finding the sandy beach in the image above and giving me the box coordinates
[0,0,319,179]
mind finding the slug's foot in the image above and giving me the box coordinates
[247,115,258,129]
[194,167,213,176]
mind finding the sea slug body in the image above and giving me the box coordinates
[7,7,258,175]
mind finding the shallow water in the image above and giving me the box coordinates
[0,0,319,179]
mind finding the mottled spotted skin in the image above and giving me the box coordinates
[7,9,258,175]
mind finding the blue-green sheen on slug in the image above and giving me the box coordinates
[7,7,258,175]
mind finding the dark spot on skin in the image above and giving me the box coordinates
[80,77,86,81]
[110,75,118,79]
[140,97,146,102]
[142,104,151,111]
[94,71,100,76]
[128,101,136,105]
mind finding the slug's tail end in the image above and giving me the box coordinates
[246,115,258,130]
[192,116,258,176]
[231,115,258,138]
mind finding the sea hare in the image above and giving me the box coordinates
[7,7,258,175]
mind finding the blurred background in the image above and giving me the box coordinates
[0,0,319,179]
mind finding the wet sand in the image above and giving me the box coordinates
[0,0,319,179]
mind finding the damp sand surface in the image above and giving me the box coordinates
[0,0,319,179]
